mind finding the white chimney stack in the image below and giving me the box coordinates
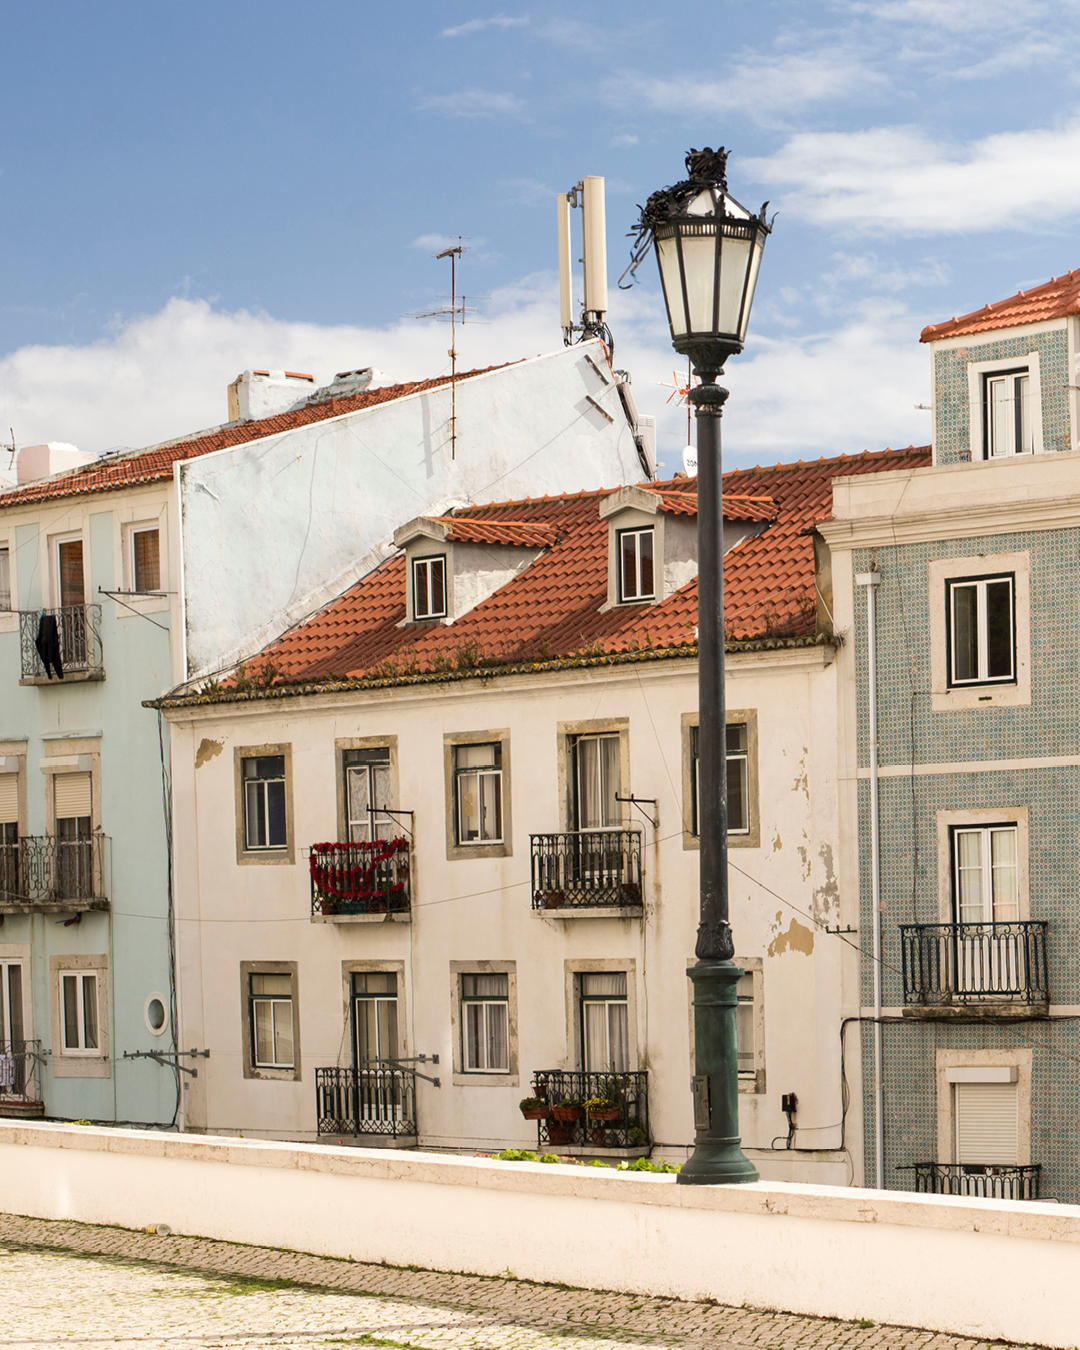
[16,442,98,485]
[228,370,316,423]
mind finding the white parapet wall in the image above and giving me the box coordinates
[1,1122,1077,1348]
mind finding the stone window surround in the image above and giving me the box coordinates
[233,743,296,865]
[966,350,1044,461]
[680,709,760,850]
[335,736,400,843]
[555,717,631,834]
[935,1047,1032,1166]
[928,551,1031,711]
[0,742,28,835]
[686,954,765,1095]
[443,729,512,861]
[0,943,32,1041]
[40,739,102,835]
[339,959,408,1063]
[0,529,16,635]
[50,952,110,1078]
[240,959,301,1082]
[118,505,170,617]
[563,958,639,1072]
[48,526,88,609]
[935,806,1030,924]
[449,959,518,1088]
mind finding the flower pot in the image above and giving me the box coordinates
[544,891,564,910]
[588,1107,620,1122]
[552,1105,584,1122]
[546,1123,571,1145]
[521,1106,550,1121]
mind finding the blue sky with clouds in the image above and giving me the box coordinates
[3,0,1080,472]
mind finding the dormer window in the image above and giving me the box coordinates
[985,369,1033,458]
[618,528,655,603]
[412,556,447,620]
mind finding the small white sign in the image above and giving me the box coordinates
[681,444,698,476]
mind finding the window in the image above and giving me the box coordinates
[0,546,10,611]
[60,971,99,1054]
[461,972,509,1073]
[243,756,287,850]
[54,772,92,900]
[736,972,756,1081]
[955,1080,1018,1164]
[413,555,447,620]
[454,743,503,845]
[0,961,24,1049]
[618,528,654,602]
[953,825,1019,924]
[57,538,84,609]
[580,972,629,1072]
[572,733,621,830]
[344,748,392,842]
[948,575,1014,687]
[690,722,750,836]
[353,971,399,1064]
[131,528,161,593]
[249,973,294,1069]
[984,369,1033,458]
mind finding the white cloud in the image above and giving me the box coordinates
[745,118,1080,233]
[411,233,486,252]
[820,251,949,292]
[415,88,524,118]
[847,0,1047,31]
[951,38,1060,78]
[441,14,528,37]
[604,49,886,121]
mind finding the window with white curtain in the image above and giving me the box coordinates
[344,747,393,842]
[579,971,629,1072]
[0,546,10,611]
[572,733,621,830]
[984,369,1033,458]
[249,973,295,1069]
[953,825,1019,924]
[455,743,503,844]
[60,971,99,1054]
[461,973,509,1072]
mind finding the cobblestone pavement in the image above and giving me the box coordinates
[0,1213,1038,1350]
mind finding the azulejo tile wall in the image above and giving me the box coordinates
[851,521,1080,1200]
[933,327,1070,464]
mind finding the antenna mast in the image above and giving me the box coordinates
[557,176,612,353]
[408,240,483,461]
[3,428,17,472]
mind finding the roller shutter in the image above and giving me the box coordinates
[0,776,16,824]
[54,772,91,821]
[955,1081,1018,1164]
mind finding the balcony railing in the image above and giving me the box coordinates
[0,1040,44,1117]
[530,831,643,911]
[315,1065,417,1138]
[19,605,104,680]
[0,835,108,909]
[900,1161,1041,1201]
[901,922,1048,1007]
[310,838,411,917]
[529,1070,649,1150]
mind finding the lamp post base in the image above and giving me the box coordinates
[677,960,760,1186]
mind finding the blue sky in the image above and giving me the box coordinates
[3,0,1080,472]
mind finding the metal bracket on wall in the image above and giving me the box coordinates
[824,925,858,935]
[122,1048,210,1078]
[615,794,659,828]
[363,1054,441,1087]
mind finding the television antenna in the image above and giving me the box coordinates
[557,177,613,354]
[659,359,695,446]
[3,428,17,472]
[407,239,486,460]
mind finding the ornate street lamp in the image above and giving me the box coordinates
[629,147,771,1185]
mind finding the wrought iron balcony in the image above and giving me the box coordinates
[529,1070,650,1151]
[0,835,108,911]
[0,1041,45,1118]
[309,838,411,919]
[315,1064,417,1139]
[900,921,1048,1009]
[530,831,643,911]
[900,1161,1041,1201]
[19,605,104,682]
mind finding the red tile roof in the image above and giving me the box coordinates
[211,444,931,693]
[718,494,778,523]
[437,518,560,547]
[921,269,1080,342]
[0,367,500,509]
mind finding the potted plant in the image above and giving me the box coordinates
[584,1094,620,1123]
[519,1097,550,1121]
[551,1096,584,1122]
[546,1121,571,1145]
[544,891,564,910]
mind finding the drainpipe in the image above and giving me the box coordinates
[856,568,884,1189]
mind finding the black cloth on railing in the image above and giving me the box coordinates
[34,613,64,679]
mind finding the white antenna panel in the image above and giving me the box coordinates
[557,193,573,338]
[582,176,608,318]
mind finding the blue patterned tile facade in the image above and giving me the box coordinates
[933,327,1070,464]
[850,456,1080,1200]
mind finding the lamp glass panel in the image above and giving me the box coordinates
[681,233,718,334]
[738,236,766,340]
[656,236,688,336]
[717,234,752,338]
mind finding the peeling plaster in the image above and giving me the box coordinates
[772,832,783,852]
[195,738,223,769]
[813,841,839,922]
[768,917,815,958]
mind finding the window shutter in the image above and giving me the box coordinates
[54,772,91,821]
[0,775,16,824]
[955,1082,1018,1164]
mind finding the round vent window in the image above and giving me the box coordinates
[145,995,168,1035]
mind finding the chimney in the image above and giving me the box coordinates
[16,442,98,485]
[228,370,316,423]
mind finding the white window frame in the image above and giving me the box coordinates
[578,970,630,1073]
[58,970,100,1056]
[125,522,163,595]
[461,973,510,1073]
[450,961,517,1086]
[454,743,504,846]
[617,527,655,603]
[952,823,1020,925]
[250,980,295,1070]
[242,755,287,851]
[51,531,86,610]
[967,350,1043,460]
[984,369,1034,458]
[928,553,1030,711]
[947,574,1015,688]
[0,542,11,613]
[412,554,447,620]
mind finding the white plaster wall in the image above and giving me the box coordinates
[451,543,541,621]
[178,342,645,679]
[165,645,851,1185]
[2,1123,1078,1348]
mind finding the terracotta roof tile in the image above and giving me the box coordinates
[921,269,1080,342]
[435,518,559,547]
[0,366,502,509]
[232,444,931,690]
